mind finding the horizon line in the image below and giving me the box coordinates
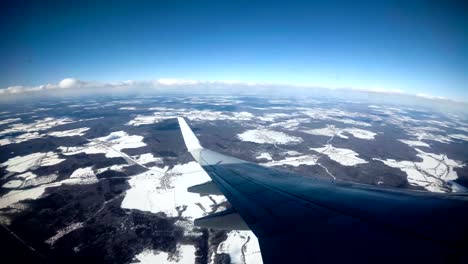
[0,77,466,105]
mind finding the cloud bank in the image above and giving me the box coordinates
[0,78,261,96]
[0,78,465,107]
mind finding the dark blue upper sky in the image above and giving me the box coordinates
[1,0,467,99]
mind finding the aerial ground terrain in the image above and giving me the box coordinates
[0,95,467,263]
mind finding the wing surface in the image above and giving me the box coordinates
[177,117,468,263]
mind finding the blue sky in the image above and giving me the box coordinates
[1,0,467,99]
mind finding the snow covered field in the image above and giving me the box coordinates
[256,152,273,161]
[134,245,196,264]
[48,127,89,137]
[119,107,137,110]
[449,134,468,141]
[0,132,44,146]
[0,118,21,125]
[310,145,367,166]
[374,148,465,193]
[398,139,431,148]
[303,125,377,140]
[127,109,256,126]
[121,162,224,219]
[1,152,65,173]
[0,117,75,136]
[213,230,262,264]
[0,115,95,145]
[301,108,375,127]
[0,166,99,209]
[238,129,303,145]
[59,131,146,158]
[269,117,310,130]
[2,172,58,189]
[1,96,467,263]
[263,155,318,167]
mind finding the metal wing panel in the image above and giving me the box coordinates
[198,156,468,263]
[177,118,468,263]
[198,149,468,245]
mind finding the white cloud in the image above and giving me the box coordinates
[0,78,466,105]
[0,86,26,94]
[156,78,200,85]
[346,86,404,95]
[58,78,81,89]
[416,93,447,101]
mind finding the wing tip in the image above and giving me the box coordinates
[178,117,203,151]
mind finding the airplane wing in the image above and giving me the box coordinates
[177,117,468,263]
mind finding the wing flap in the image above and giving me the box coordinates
[194,207,249,230]
[187,180,222,195]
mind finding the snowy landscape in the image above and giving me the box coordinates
[0,95,467,263]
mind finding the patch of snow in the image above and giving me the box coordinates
[2,180,23,188]
[148,107,179,111]
[216,231,263,264]
[1,152,65,173]
[61,167,98,185]
[58,131,146,158]
[335,118,372,127]
[185,110,238,122]
[410,131,452,144]
[232,112,254,120]
[374,148,465,193]
[0,184,56,209]
[1,172,56,189]
[45,222,84,246]
[449,134,468,142]
[0,117,75,136]
[134,245,196,264]
[269,99,292,104]
[303,125,345,138]
[48,127,89,137]
[95,164,130,174]
[398,139,431,148]
[256,153,272,161]
[128,109,255,126]
[0,118,21,125]
[0,132,44,146]
[132,153,162,165]
[22,174,59,188]
[424,120,453,128]
[414,126,445,132]
[301,108,374,127]
[344,128,377,140]
[0,118,96,145]
[121,162,224,219]
[15,172,37,180]
[119,107,136,110]
[0,167,100,209]
[256,113,292,122]
[238,129,303,145]
[270,118,310,130]
[263,155,318,167]
[310,145,367,166]
[283,150,302,156]
[127,114,176,126]
[303,125,376,140]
